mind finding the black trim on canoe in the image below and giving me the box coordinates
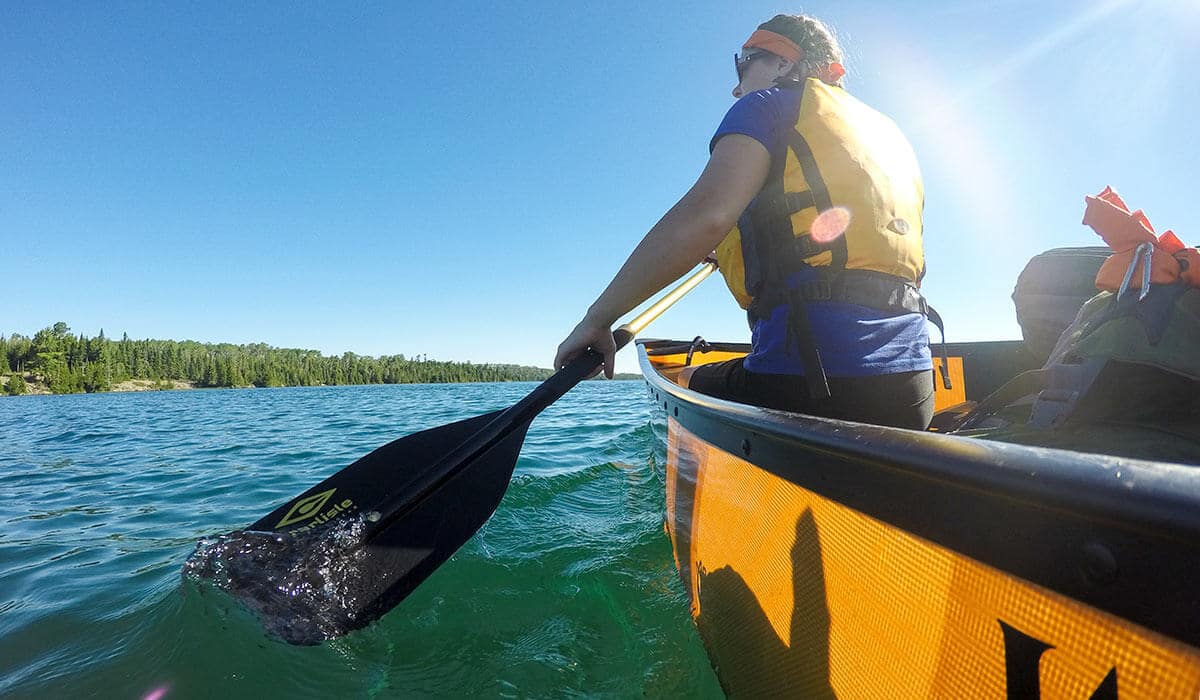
[637,339,1200,649]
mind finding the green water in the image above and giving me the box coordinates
[0,383,724,698]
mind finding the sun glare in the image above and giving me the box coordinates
[890,0,1195,252]
[1160,0,1200,35]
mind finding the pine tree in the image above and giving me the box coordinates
[6,373,26,395]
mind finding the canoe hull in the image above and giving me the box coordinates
[643,340,1200,699]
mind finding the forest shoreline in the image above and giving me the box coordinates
[1,372,642,397]
[3,323,647,397]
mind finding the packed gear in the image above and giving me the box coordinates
[952,189,1200,463]
[1011,247,1111,364]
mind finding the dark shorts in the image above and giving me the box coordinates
[686,358,935,430]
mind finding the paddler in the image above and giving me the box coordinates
[554,13,936,429]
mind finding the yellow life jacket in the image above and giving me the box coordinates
[715,77,926,311]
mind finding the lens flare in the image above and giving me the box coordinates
[811,207,852,243]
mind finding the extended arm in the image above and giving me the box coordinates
[554,134,771,377]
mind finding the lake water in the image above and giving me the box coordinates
[0,382,723,698]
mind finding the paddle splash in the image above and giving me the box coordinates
[183,518,374,645]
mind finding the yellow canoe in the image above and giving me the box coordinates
[638,338,1200,699]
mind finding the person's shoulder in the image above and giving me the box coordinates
[734,85,805,118]
[740,85,801,104]
[713,85,804,152]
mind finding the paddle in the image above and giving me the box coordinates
[189,262,716,644]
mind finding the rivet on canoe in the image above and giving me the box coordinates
[741,439,752,457]
[1081,541,1118,586]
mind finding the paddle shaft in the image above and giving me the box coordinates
[363,261,716,541]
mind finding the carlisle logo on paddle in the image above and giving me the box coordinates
[277,488,339,528]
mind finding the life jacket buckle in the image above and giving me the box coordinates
[791,234,828,261]
[798,276,833,302]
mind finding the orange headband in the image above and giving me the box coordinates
[743,29,802,63]
[743,28,846,84]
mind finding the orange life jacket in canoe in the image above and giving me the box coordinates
[1084,186,1200,295]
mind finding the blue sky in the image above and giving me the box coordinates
[4,1,1198,374]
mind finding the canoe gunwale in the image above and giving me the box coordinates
[637,338,1200,648]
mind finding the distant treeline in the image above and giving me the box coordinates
[2,322,554,395]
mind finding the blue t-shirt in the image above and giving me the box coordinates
[712,86,932,378]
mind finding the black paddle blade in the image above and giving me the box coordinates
[250,409,507,535]
[186,409,530,644]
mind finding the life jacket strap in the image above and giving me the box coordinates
[748,268,953,392]
[1028,356,1108,429]
[750,269,928,318]
[783,286,832,400]
[926,304,953,390]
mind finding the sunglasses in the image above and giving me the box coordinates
[733,50,772,82]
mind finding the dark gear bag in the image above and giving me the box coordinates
[1011,247,1111,365]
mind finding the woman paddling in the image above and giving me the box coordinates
[554,14,936,430]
